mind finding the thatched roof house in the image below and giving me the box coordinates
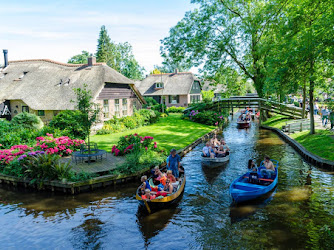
[137,69,202,107]
[0,51,145,122]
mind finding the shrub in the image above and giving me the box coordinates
[201,90,214,103]
[49,110,87,139]
[151,103,167,113]
[96,129,111,135]
[143,97,158,107]
[160,113,168,117]
[121,116,138,129]
[166,106,185,113]
[183,110,226,126]
[11,112,44,130]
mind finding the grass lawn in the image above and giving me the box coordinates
[262,114,292,129]
[290,130,334,161]
[91,113,215,152]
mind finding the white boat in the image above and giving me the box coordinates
[201,154,230,166]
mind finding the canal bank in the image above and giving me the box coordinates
[261,125,334,170]
[0,115,333,249]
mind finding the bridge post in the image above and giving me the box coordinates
[258,100,262,126]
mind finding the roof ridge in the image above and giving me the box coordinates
[8,59,106,67]
[150,72,193,76]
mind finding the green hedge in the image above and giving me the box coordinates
[166,106,185,113]
[96,109,161,135]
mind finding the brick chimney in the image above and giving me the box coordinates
[3,49,8,68]
[88,57,96,66]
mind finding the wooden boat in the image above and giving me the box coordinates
[136,166,186,214]
[237,120,251,128]
[201,154,230,166]
[229,160,279,203]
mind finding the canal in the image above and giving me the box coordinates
[0,116,333,249]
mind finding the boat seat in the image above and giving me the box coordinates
[243,176,274,182]
[235,182,266,189]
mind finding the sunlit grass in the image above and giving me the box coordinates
[262,114,292,129]
[290,130,334,161]
[91,113,215,152]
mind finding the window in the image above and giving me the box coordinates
[169,95,179,104]
[155,82,164,89]
[103,100,109,118]
[122,98,128,116]
[115,99,120,117]
[190,95,200,103]
[38,110,45,116]
[22,106,29,113]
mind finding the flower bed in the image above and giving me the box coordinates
[111,133,165,175]
[0,134,86,182]
[184,109,226,126]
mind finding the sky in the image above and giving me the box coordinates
[0,0,196,73]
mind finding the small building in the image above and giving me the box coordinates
[136,69,202,107]
[0,50,145,122]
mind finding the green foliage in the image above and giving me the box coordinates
[96,25,144,80]
[143,97,158,107]
[11,112,44,130]
[96,129,111,135]
[201,90,214,103]
[68,51,93,64]
[49,110,87,139]
[120,116,137,129]
[166,106,185,113]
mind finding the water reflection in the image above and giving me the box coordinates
[201,163,227,184]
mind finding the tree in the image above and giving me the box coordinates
[150,68,162,75]
[68,51,93,64]
[73,85,100,150]
[96,26,144,80]
[96,25,112,64]
[201,90,214,103]
[160,0,289,97]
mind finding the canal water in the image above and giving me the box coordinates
[0,116,333,249]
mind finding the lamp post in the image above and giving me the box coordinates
[161,71,164,113]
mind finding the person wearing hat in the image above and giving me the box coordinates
[167,149,181,179]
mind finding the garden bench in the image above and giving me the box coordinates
[72,143,107,164]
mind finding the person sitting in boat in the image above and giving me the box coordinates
[210,134,220,148]
[166,170,176,183]
[141,189,156,200]
[154,166,167,185]
[140,175,151,194]
[260,156,276,179]
[162,178,174,195]
[220,139,230,154]
[167,149,181,179]
[202,142,215,158]
[247,159,257,169]
[151,179,164,192]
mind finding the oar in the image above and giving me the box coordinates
[144,200,151,214]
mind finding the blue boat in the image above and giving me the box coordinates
[229,159,279,203]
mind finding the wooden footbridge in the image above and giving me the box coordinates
[209,96,305,119]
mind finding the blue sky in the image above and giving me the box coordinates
[0,0,195,73]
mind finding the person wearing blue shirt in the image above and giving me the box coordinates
[167,148,181,179]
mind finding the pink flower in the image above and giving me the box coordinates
[215,122,218,126]
[145,147,148,151]
[154,144,157,148]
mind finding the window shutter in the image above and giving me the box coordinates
[177,95,179,103]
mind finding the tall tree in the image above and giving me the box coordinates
[96,25,112,64]
[160,0,288,97]
[96,26,144,80]
[68,51,93,64]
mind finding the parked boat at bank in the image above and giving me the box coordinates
[229,160,279,203]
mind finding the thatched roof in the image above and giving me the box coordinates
[0,59,144,110]
[137,72,200,96]
[202,81,226,94]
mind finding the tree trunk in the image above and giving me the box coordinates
[309,68,315,134]
[302,83,306,119]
